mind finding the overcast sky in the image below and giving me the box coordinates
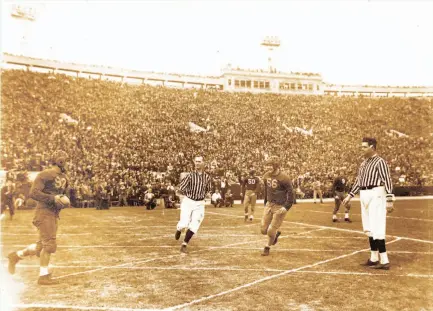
[2,0,433,86]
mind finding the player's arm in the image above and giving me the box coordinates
[262,176,267,206]
[29,172,55,206]
[63,179,70,196]
[332,179,338,193]
[283,176,294,210]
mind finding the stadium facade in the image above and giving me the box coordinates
[2,53,433,98]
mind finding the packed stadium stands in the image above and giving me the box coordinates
[2,69,432,205]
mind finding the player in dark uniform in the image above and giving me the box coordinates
[332,173,352,222]
[241,170,260,222]
[261,156,294,256]
[7,150,70,285]
[1,180,16,220]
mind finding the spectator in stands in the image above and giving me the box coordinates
[1,69,432,206]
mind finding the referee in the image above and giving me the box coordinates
[175,155,212,254]
[343,137,394,270]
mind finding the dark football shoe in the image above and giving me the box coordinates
[360,259,379,267]
[261,246,270,256]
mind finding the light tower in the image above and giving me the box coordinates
[9,4,43,56]
[260,36,280,73]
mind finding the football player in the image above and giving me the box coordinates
[7,150,70,285]
[261,156,294,256]
[241,169,260,221]
[332,172,352,222]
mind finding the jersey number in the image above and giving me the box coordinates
[248,179,256,185]
[55,177,67,190]
[267,179,278,189]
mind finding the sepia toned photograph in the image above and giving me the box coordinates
[0,1,432,310]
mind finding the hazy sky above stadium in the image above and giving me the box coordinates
[2,0,433,86]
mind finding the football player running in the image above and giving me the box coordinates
[260,156,294,256]
[7,150,70,285]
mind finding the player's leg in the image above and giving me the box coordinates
[370,187,389,269]
[0,202,6,219]
[243,192,251,222]
[260,205,273,235]
[37,211,59,285]
[360,191,379,266]
[8,210,47,275]
[268,205,287,246]
[261,204,287,256]
[175,198,192,240]
[181,203,205,253]
[249,193,257,221]
[260,205,273,256]
[313,190,317,203]
[7,241,42,274]
[10,199,16,220]
[343,192,352,222]
[333,192,341,222]
[319,190,323,204]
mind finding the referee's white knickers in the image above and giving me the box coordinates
[177,196,205,234]
[360,186,387,240]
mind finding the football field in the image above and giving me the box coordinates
[1,198,432,311]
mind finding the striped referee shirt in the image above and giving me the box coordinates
[179,171,212,201]
[349,154,393,197]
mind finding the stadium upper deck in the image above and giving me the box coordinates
[2,53,433,97]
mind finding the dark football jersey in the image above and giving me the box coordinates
[30,167,69,209]
[333,176,348,193]
[243,176,260,191]
[263,171,293,206]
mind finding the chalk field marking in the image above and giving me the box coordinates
[13,240,403,311]
[52,224,317,280]
[297,270,433,278]
[207,210,433,244]
[286,221,433,245]
[12,304,157,311]
[9,264,433,280]
[165,238,402,310]
[302,209,433,223]
[0,235,369,249]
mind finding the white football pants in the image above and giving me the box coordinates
[360,186,387,240]
[177,196,205,234]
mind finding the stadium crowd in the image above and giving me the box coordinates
[2,70,432,207]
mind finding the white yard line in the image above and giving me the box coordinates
[1,233,93,236]
[52,224,316,280]
[8,263,433,279]
[303,209,433,222]
[208,210,433,244]
[286,221,433,244]
[164,238,402,310]
[12,304,157,311]
[296,270,433,278]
